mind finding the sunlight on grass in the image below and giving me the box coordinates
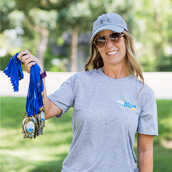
[0,128,24,147]
[160,118,172,128]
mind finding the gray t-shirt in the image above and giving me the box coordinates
[48,68,158,172]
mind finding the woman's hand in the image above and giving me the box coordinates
[17,50,44,73]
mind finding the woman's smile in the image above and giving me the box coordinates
[106,50,120,56]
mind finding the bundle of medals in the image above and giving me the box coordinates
[3,53,45,139]
[22,108,45,138]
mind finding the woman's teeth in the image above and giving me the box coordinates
[106,51,119,55]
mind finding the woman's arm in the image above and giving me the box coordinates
[42,78,62,119]
[18,50,62,119]
[137,134,154,172]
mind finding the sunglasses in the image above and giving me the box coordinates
[94,32,124,48]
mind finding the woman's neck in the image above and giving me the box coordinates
[102,63,129,79]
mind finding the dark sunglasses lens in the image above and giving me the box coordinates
[95,33,123,47]
[95,37,106,47]
[110,33,122,40]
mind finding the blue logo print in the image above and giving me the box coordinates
[116,100,136,111]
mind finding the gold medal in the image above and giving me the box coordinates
[22,109,45,139]
[22,115,36,138]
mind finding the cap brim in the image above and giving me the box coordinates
[90,25,124,43]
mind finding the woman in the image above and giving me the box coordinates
[18,13,158,172]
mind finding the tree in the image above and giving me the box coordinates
[134,0,172,71]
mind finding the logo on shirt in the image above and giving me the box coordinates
[116,100,136,111]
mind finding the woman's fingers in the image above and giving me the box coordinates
[18,51,33,64]
[17,50,29,61]
[24,61,36,73]
[21,55,30,63]
[17,50,43,73]
[25,56,35,65]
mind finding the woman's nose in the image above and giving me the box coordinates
[105,38,114,48]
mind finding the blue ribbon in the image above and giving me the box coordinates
[3,53,24,92]
[3,53,44,117]
[26,64,44,117]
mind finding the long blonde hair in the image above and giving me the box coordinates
[84,31,144,96]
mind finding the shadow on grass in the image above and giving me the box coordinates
[29,152,67,172]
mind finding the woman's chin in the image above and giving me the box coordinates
[105,59,125,66]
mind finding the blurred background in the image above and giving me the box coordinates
[0,0,172,171]
[0,0,172,72]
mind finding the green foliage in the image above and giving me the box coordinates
[49,65,66,72]
[139,55,157,72]
[0,0,172,71]
[156,55,172,71]
[0,55,11,70]
[134,0,172,71]
[0,0,16,32]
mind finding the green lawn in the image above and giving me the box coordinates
[0,97,172,172]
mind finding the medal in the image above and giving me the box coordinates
[4,53,45,139]
[38,110,45,135]
[22,115,36,138]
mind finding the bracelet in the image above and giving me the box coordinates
[40,70,47,79]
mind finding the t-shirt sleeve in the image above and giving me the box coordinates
[137,86,158,136]
[48,74,76,117]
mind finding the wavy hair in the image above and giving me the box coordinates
[84,31,144,96]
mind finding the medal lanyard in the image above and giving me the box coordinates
[3,53,44,117]
[26,64,44,116]
[3,53,24,92]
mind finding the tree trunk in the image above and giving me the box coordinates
[70,26,78,72]
[37,27,49,65]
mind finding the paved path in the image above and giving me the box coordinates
[0,71,172,99]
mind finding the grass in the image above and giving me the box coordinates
[0,97,172,172]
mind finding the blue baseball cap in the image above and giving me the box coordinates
[90,13,128,42]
